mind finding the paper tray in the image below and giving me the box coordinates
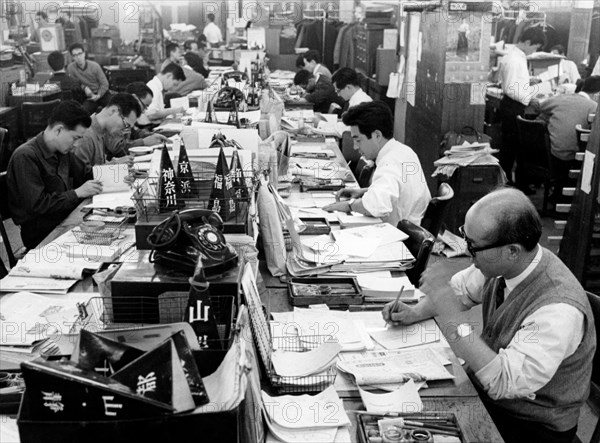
[287,277,363,307]
[357,411,465,443]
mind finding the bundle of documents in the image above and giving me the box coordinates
[433,141,500,177]
[337,348,454,385]
[262,387,351,443]
[356,274,421,303]
[87,164,135,210]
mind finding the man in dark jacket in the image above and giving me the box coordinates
[291,69,343,114]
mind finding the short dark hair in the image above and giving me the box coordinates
[518,27,545,48]
[332,68,360,89]
[126,81,153,99]
[160,63,186,81]
[36,11,48,20]
[47,51,65,71]
[69,42,85,54]
[485,187,542,251]
[108,93,142,118]
[207,13,215,21]
[342,101,394,139]
[550,44,565,55]
[198,34,207,45]
[48,100,91,130]
[296,50,321,68]
[579,75,600,94]
[165,43,180,57]
[293,69,313,87]
[184,40,197,51]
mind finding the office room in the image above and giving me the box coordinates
[0,0,599,441]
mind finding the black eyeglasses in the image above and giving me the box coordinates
[459,225,512,256]
[119,112,132,130]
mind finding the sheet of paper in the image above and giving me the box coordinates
[337,348,453,384]
[0,277,77,295]
[358,380,423,413]
[369,318,441,349]
[93,164,130,193]
[8,256,99,280]
[271,340,341,377]
[334,223,408,247]
[89,191,134,209]
[0,292,95,344]
[581,151,595,194]
[337,213,383,228]
[169,96,190,111]
[262,386,350,430]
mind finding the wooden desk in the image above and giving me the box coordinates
[7,90,62,107]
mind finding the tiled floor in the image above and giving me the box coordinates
[0,185,597,440]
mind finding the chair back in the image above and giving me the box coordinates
[341,130,361,172]
[576,124,592,152]
[397,219,435,287]
[589,113,596,125]
[516,116,552,182]
[0,171,16,274]
[421,182,454,239]
[20,99,61,140]
[354,156,375,188]
[0,127,7,171]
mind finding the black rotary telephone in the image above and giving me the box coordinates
[213,86,245,110]
[147,209,238,276]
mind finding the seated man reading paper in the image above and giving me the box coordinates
[323,101,431,226]
[6,101,103,249]
[382,187,596,443]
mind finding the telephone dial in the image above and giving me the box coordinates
[213,86,245,110]
[222,70,246,83]
[147,209,238,276]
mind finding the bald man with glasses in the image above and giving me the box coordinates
[383,187,595,443]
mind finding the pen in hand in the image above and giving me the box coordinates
[386,285,405,327]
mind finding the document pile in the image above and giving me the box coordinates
[337,348,454,385]
[0,292,95,364]
[301,223,414,273]
[262,386,351,443]
[356,274,421,303]
[1,252,103,294]
[87,164,135,210]
[433,141,499,177]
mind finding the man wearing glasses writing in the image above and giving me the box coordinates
[383,187,595,443]
[66,43,112,114]
[72,93,141,175]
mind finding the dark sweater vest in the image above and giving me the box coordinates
[480,247,596,431]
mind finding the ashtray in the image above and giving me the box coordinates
[80,221,106,233]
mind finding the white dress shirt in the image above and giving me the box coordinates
[592,57,600,76]
[361,139,431,226]
[203,22,223,46]
[498,45,536,106]
[450,247,585,400]
[348,88,372,108]
[146,76,165,113]
[558,59,581,84]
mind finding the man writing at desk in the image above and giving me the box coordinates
[6,101,103,249]
[383,188,595,443]
[323,101,431,226]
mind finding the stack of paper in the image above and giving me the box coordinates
[337,213,383,228]
[262,387,351,443]
[356,274,420,303]
[88,164,135,210]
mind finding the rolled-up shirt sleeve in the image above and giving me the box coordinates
[361,163,400,219]
[450,264,486,308]
[475,304,584,400]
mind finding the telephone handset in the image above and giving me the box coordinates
[147,209,238,276]
[213,86,245,109]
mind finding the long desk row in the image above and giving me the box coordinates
[0,113,503,442]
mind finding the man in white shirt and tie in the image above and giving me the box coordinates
[383,187,595,443]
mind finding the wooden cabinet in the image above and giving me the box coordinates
[354,23,394,78]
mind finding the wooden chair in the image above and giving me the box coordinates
[421,182,454,239]
[516,116,554,213]
[576,124,592,152]
[397,219,435,287]
[20,99,61,141]
[0,172,16,279]
[354,156,375,188]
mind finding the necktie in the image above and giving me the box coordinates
[495,277,506,310]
